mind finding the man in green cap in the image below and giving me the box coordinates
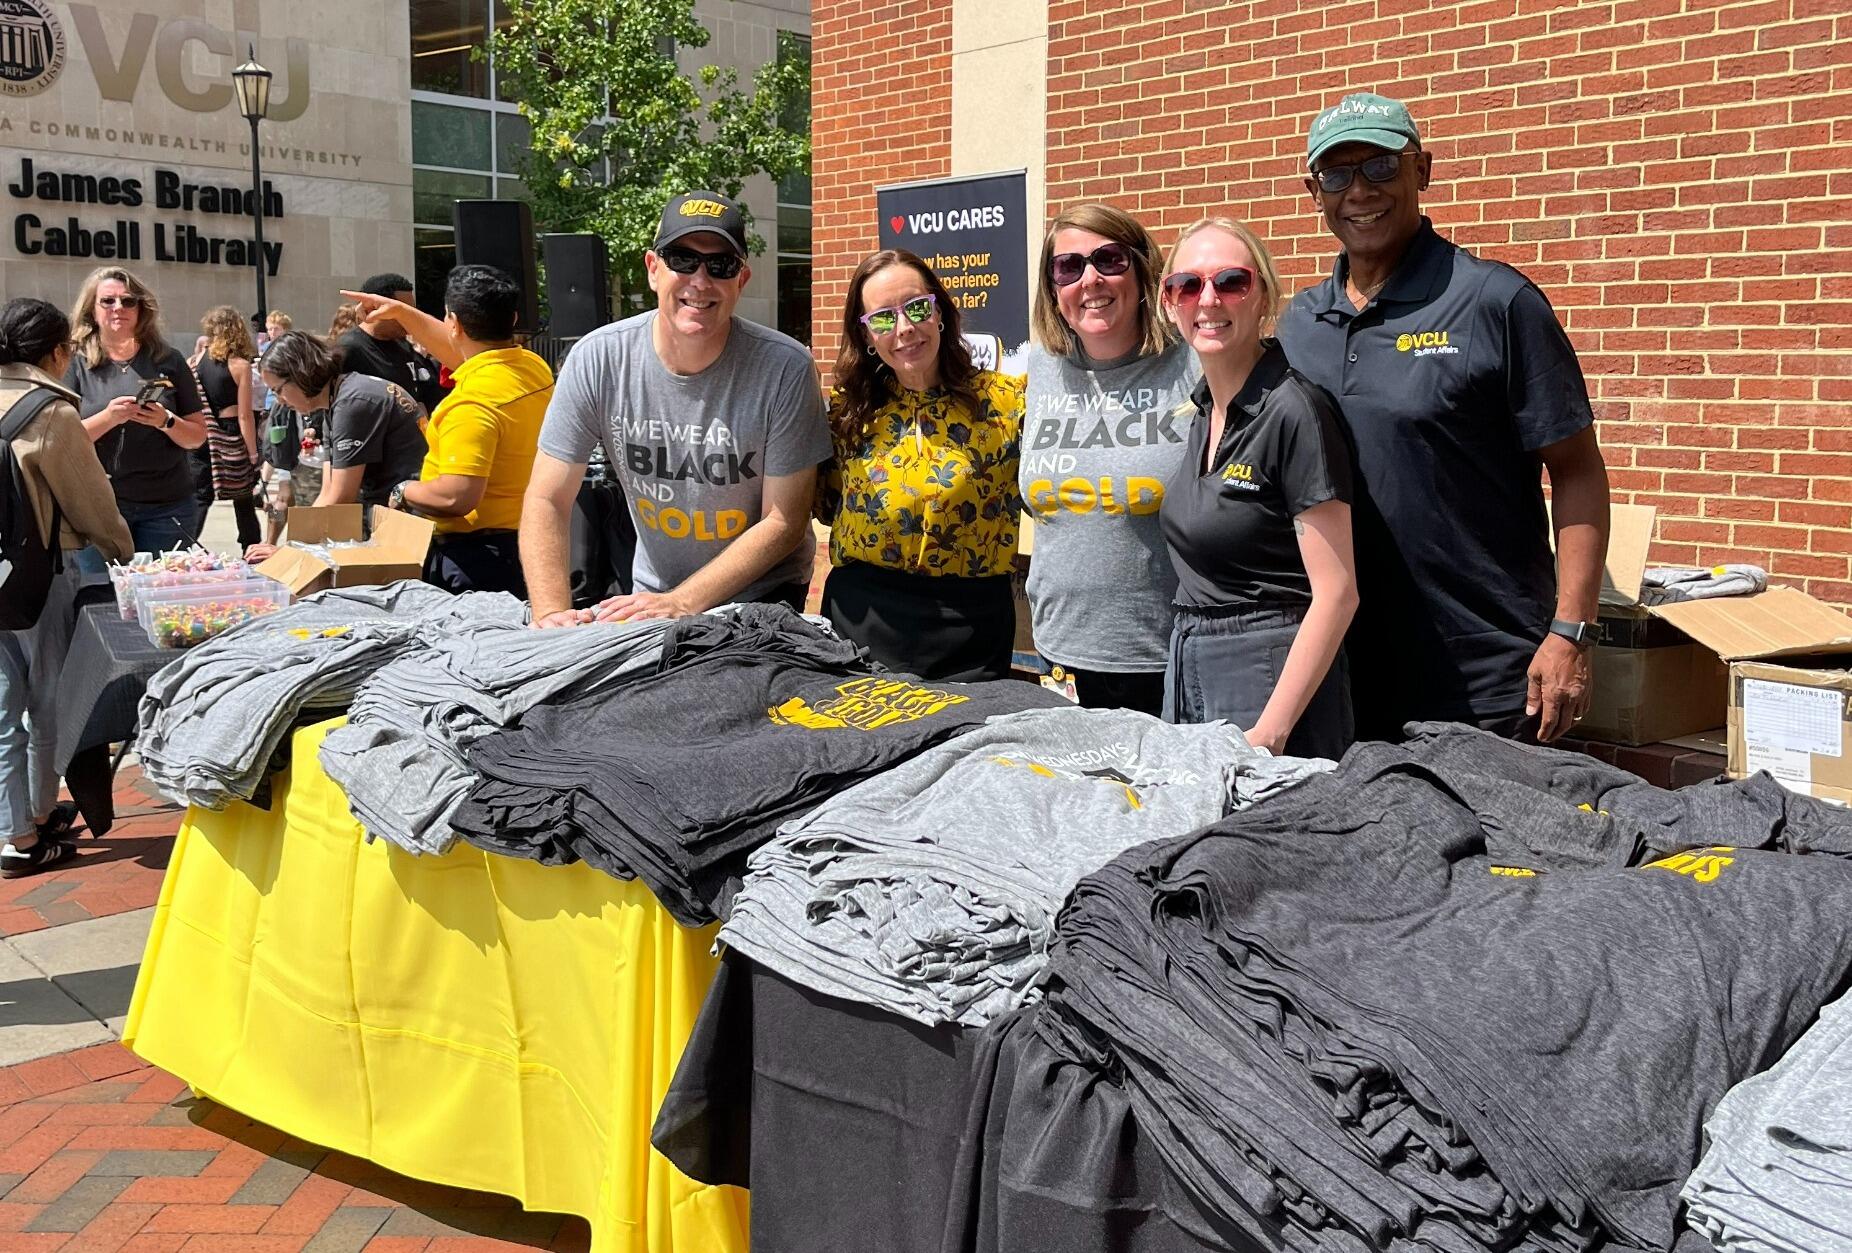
[1276,92,1611,746]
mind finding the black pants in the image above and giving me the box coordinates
[1164,602,1353,760]
[821,560,1014,682]
[423,529,527,597]
[1055,665,1165,716]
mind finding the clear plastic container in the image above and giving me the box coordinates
[137,577,291,649]
[120,565,252,621]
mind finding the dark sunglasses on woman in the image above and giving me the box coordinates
[1161,267,1255,301]
[97,295,143,309]
[1050,242,1133,287]
[657,245,745,280]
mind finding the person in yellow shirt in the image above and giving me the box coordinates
[820,249,1024,681]
[341,266,553,596]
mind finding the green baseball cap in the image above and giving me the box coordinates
[1306,93,1421,166]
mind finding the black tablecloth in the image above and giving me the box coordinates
[654,953,1241,1253]
[55,602,172,772]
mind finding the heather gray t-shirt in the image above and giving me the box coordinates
[1019,340,1199,672]
[539,312,830,599]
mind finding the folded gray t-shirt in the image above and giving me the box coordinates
[539,311,830,600]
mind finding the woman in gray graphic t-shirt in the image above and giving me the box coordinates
[1020,204,1199,715]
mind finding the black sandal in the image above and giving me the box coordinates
[1,839,78,879]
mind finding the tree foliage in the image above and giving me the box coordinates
[488,0,810,303]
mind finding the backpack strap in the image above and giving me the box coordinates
[2,387,69,570]
[0,386,63,441]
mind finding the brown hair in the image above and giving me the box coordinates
[830,250,982,444]
[69,267,164,368]
[1162,217,1285,335]
[327,304,361,339]
[1031,203,1173,359]
[260,330,342,397]
[200,305,256,364]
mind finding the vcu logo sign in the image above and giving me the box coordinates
[0,0,63,97]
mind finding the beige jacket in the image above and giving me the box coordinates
[0,362,134,560]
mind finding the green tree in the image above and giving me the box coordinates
[489,0,811,306]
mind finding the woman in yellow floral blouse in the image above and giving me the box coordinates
[819,249,1024,681]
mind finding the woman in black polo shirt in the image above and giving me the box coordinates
[258,331,427,518]
[63,267,210,570]
[1158,218,1359,759]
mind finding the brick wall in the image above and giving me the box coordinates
[801,0,1847,600]
[1040,0,1852,600]
[810,0,956,368]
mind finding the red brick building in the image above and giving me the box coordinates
[811,0,1852,602]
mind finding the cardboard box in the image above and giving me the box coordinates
[256,505,434,596]
[1729,663,1852,804]
[1581,505,1852,752]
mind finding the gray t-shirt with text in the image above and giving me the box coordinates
[1019,339,1199,672]
[540,312,830,599]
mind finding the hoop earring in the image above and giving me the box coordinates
[865,344,877,356]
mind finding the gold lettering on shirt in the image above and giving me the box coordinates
[1644,846,1737,885]
[769,677,970,732]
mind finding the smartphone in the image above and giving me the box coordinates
[133,377,172,407]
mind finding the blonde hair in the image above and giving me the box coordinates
[200,305,256,364]
[1162,218,1284,335]
[1032,203,1173,359]
[266,311,293,332]
[70,267,164,368]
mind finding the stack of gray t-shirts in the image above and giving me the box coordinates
[720,706,1332,1028]
[1681,986,1852,1252]
[451,603,1069,927]
[1012,735,1852,1253]
[137,581,527,809]
[318,616,676,855]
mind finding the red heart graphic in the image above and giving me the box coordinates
[888,215,906,234]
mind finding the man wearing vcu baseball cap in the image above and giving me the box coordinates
[1276,93,1612,745]
[520,189,828,625]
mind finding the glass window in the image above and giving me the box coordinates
[412,101,493,171]
[415,228,458,315]
[496,177,531,203]
[495,112,531,178]
[776,206,811,257]
[414,168,492,228]
[776,256,811,347]
[410,0,490,98]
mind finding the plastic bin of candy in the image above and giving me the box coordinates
[120,566,253,621]
[136,578,291,649]
[108,553,249,620]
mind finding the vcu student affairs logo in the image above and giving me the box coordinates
[0,0,64,97]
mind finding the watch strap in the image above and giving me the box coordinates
[1549,617,1594,647]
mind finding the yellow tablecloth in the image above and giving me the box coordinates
[123,719,749,1253]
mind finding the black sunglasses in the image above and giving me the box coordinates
[1050,243,1133,287]
[657,245,744,280]
[97,295,142,309]
[1310,150,1417,194]
[1161,267,1255,302]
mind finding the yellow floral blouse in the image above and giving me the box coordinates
[821,370,1024,578]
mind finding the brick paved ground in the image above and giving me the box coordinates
[0,771,175,939]
[0,1044,592,1253]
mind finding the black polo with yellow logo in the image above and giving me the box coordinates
[1276,218,1594,732]
[1159,342,1354,609]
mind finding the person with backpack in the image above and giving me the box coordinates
[0,298,132,877]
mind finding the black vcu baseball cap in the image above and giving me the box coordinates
[654,192,748,256]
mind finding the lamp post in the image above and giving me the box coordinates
[231,47,273,331]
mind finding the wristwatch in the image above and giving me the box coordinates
[161,413,175,430]
[1548,618,1596,648]
[388,480,415,513]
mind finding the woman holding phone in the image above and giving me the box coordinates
[64,267,209,568]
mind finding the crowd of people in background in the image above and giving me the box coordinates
[1,89,1613,881]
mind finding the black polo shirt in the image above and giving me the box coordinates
[1159,342,1353,609]
[1276,217,1594,730]
[324,373,429,510]
[66,342,205,505]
